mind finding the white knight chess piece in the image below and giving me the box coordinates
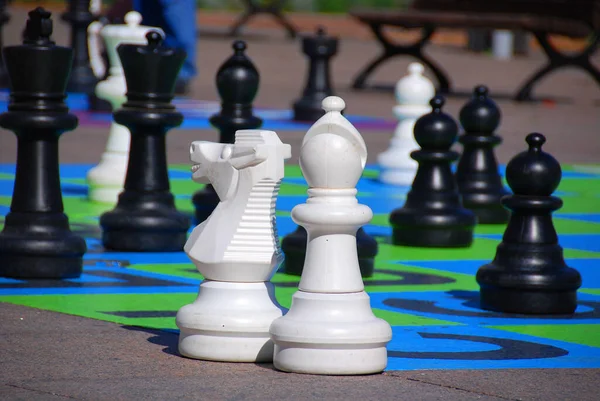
[177,130,291,362]
[269,96,392,375]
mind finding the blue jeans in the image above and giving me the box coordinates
[133,0,198,81]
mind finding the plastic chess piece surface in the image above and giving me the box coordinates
[292,26,338,122]
[456,86,510,224]
[477,133,582,314]
[100,31,190,252]
[177,130,291,362]
[389,96,476,247]
[378,63,435,186]
[86,12,164,204]
[192,41,263,224]
[270,96,392,375]
[0,8,87,279]
[62,0,98,94]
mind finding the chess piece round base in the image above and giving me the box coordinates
[390,209,476,247]
[479,285,578,315]
[0,214,86,278]
[281,226,376,277]
[270,291,392,375]
[86,151,128,204]
[87,92,113,112]
[101,208,189,252]
[177,281,282,362]
[293,97,327,122]
[191,184,220,224]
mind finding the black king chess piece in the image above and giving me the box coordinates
[292,26,338,122]
[477,133,582,314]
[0,8,87,278]
[455,86,509,224]
[389,96,476,247]
[192,41,263,224]
[100,31,190,251]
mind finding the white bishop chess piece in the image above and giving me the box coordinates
[86,12,165,204]
[177,130,292,362]
[269,96,392,375]
[378,63,435,186]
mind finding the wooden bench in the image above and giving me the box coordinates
[350,0,600,100]
[230,0,297,38]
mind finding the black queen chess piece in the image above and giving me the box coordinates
[0,8,87,278]
[477,133,582,314]
[100,31,190,251]
[192,40,263,224]
[455,86,510,224]
[389,96,476,247]
[292,26,338,122]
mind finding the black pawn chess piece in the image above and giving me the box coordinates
[62,0,98,94]
[0,8,87,278]
[281,226,377,278]
[455,86,510,224]
[389,96,476,247]
[476,133,582,315]
[191,40,262,224]
[292,26,338,122]
[100,31,190,251]
[0,0,10,88]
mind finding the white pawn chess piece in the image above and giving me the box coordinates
[177,130,292,362]
[86,12,165,204]
[269,96,392,375]
[377,63,435,186]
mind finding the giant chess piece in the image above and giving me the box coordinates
[270,96,392,375]
[378,63,435,186]
[191,41,262,224]
[62,0,98,94]
[177,130,291,362]
[86,12,164,204]
[0,0,10,88]
[477,133,582,314]
[456,86,509,224]
[292,26,338,122]
[0,8,87,278]
[389,96,476,247]
[100,31,190,251]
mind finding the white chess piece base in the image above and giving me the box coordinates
[177,280,283,362]
[270,291,392,375]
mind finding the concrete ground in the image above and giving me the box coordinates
[1,4,599,401]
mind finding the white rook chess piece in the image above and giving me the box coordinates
[378,63,435,186]
[269,96,392,375]
[177,130,292,362]
[86,12,164,204]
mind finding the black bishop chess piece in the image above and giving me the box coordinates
[292,26,338,122]
[100,31,190,251]
[0,7,87,278]
[456,86,509,224]
[389,96,476,247]
[62,0,98,94]
[477,133,582,315]
[191,40,263,224]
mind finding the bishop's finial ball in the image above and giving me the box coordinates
[459,85,501,134]
[413,95,458,150]
[505,133,562,197]
[408,62,424,75]
[316,26,327,36]
[322,96,345,113]
[233,40,246,53]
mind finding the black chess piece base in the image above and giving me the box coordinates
[192,184,220,224]
[293,96,327,122]
[0,213,86,278]
[390,209,476,248]
[87,92,112,112]
[282,226,377,277]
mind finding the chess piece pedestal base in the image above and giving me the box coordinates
[293,96,328,122]
[177,280,283,362]
[0,212,86,279]
[390,209,475,248]
[270,291,392,375]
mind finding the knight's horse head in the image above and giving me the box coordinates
[189,141,238,201]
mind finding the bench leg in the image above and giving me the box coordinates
[352,24,451,93]
[229,0,297,38]
[515,32,600,101]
